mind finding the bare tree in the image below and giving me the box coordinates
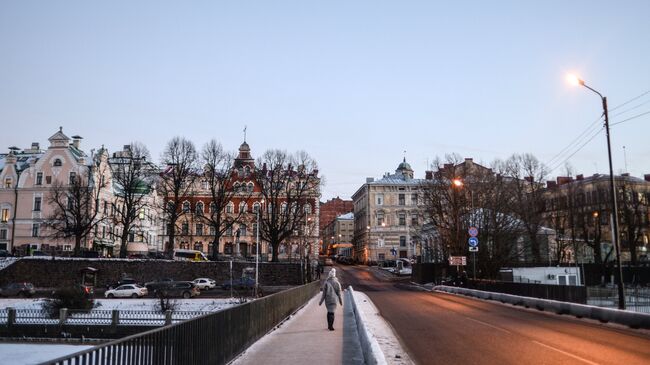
[618,181,649,266]
[201,140,253,260]
[158,137,198,255]
[253,150,319,262]
[46,166,108,257]
[111,143,155,258]
[504,154,548,264]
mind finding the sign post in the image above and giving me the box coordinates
[468,227,479,280]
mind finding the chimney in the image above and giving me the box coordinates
[30,142,40,151]
[464,158,473,166]
[547,181,557,188]
[425,171,433,180]
[557,176,573,185]
[443,163,453,169]
[576,174,584,181]
[366,177,375,183]
[71,135,82,149]
[644,174,650,182]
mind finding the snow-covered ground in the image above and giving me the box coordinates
[0,298,240,312]
[352,290,414,365]
[0,343,93,365]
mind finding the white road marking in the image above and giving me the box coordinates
[532,340,601,365]
[464,316,512,334]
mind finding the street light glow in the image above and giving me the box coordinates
[566,73,584,87]
[452,178,464,187]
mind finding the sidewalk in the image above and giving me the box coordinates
[230,291,364,365]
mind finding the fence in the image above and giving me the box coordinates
[41,280,321,365]
[466,279,587,304]
[587,286,650,313]
[0,308,211,326]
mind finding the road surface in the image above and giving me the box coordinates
[335,264,650,365]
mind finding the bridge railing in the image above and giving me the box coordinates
[40,280,321,365]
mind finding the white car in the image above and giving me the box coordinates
[192,278,216,290]
[104,284,148,298]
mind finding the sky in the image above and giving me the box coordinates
[1,1,649,201]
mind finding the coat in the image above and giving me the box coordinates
[319,277,343,312]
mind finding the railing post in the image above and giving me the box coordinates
[165,310,172,325]
[112,309,120,327]
[7,308,16,326]
[59,308,68,325]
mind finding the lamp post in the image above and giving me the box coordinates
[255,199,264,297]
[568,74,625,309]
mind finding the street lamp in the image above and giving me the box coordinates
[569,74,625,309]
[255,199,264,297]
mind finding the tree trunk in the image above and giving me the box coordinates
[271,241,280,262]
[74,235,82,257]
[119,230,129,258]
[211,232,221,261]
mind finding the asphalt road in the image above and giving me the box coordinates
[335,264,650,365]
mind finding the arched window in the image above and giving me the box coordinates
[239,202,247,213]
[253,202,260,213]
[182,201,190,212]
[244,166,251,177]
[209,202,216,213]
[194,242,203,252]
[226,202,234,214]
[247,182,254,192]
[233,182,240,191]
[304,204,312,214]
[281,203,288,213]
[196,202,204,216]
[53,159,62,167]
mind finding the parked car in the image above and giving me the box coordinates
[158,282,200,298]
[192,278,216,290]
[0,282,36,297]
[221,277,256,290]
[0,249,12,258]
[144,278,175,294]
[104,284,148,298]
[106,277,138,290]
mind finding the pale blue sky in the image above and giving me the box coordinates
[1,1,649,200]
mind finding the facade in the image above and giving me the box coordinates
[543,173,650,264]
[319,197,353,253]
[352,159,423,264]
[161,141,321,261]
[322,212,354,257]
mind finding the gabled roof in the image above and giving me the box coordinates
[48,127,70,142]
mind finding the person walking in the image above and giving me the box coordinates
[319,268,343,331]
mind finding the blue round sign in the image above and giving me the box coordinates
[468,237,479,247]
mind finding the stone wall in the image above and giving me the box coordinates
[0,258,302,288]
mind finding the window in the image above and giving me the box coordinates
[376,194,383,205]
[226,227,233,236]
[281,203,288,213]
[378,253,385,261]
[247,182,254,192]
[46,176,52,184]
[411,194,418,205]
[128,231,135,242]
[196,202,204,216]
[202,180,208,190]
[411,213,419,226]
[252,223,258,235]
[53,159,62,167]
[400,236,406,247]
[69,172,76,184]
[67,198,74,210]
[63,244,72,252]
[209,226,216,236]
[398,213,406,226]
[398,194,405,205]
[182,223,189,235]
[36,172,43,185]
[4,178,11,188]
[196,224,204,236]
[239,202,247,213]
[304,204,312,214]
[182,201,190,212]
[32,224,39,237]
[0,229,7,240]
[377,212,384,226]
[33,197,42,211]
[102,226,106,238]
[224,243,233,254]
[1,209,10,222]
[103,201,108,215]
[239,225,247,237]
[226,203,233,214]
[194,242,203,252]
[253,202,261,213]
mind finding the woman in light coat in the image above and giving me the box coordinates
[319,268,343,331]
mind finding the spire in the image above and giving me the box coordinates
[243,125,247,142]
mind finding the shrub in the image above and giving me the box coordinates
[44,286,95,317]
[154,291,177,313]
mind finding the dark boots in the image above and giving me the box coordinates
[327,312,335,330]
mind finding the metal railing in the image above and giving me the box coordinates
[0,308,211,326]
[587,286,650,313]
[40,280,320,365]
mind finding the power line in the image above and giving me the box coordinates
[610,98,650,118]
[548,127,604,173]
[609,89,650,112]
[610,110,650,127]
[545,115,602,167]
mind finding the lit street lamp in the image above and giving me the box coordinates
[568,74,625,309]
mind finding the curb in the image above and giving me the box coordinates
[347,286,387,365]
[434,285,650,329]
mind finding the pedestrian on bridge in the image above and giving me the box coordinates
[319,268,343,331]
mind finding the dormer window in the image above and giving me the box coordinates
[53,159,62,167]
[4,178,11,189]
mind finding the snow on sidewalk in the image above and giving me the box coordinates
[0,343,93,365]
[352,290,414,365]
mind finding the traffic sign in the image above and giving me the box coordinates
[469,246,479,252]
[448,256,467,266]
[468,237,479,247]
[468,227,478,237]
